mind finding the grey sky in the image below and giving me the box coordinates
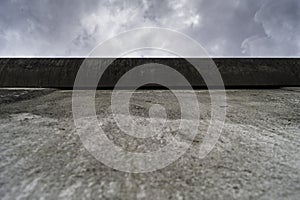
[0,0,299,57]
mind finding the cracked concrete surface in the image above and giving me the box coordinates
[0,89,299,199]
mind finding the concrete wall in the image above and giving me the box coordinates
[0,58,299,88]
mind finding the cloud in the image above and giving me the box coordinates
[0,0,299,56]
[242,0,300,56]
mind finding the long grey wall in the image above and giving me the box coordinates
[0,58,299,88]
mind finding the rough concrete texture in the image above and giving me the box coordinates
[0,89,299,199]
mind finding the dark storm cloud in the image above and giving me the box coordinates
[0,0,299,56]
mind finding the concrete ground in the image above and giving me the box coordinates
[0,88,299,199]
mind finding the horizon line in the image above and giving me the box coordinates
[0,56,300,59]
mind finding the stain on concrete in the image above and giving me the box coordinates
[0,58,299,88]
